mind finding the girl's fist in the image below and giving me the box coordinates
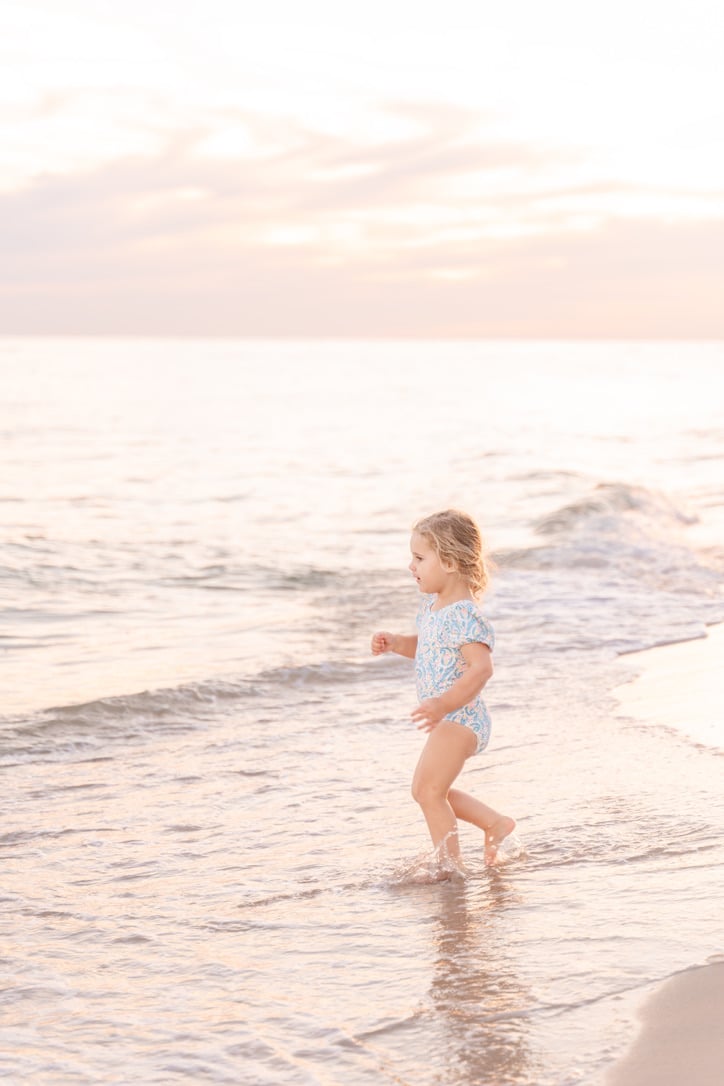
[371,631,395,655]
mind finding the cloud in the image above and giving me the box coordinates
[1,106,723,336]
[0,104,573,254]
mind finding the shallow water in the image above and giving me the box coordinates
[2,339,723,1084]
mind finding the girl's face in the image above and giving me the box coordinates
[409,532,452,594]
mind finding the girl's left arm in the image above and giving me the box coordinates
[411,643,493,730]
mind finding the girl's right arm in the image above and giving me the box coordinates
[371,632,418,659]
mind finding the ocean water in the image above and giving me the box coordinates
[1,338,723,1085]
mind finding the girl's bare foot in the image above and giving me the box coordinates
[484,815,516,866]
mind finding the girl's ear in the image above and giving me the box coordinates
[440,558,456,574]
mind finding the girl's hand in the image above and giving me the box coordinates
[411,698,445,731]
[371,631,395,655]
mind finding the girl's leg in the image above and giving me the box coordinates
[448,788,516,865]
[411,721,476,862]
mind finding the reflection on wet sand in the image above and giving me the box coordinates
[426,874,534,1085]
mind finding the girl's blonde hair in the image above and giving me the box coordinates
[413,509,491,597]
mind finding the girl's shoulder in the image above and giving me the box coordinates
[439,598,495,649]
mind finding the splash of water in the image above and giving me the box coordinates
[494,831,525,865]
[389,829,525,885]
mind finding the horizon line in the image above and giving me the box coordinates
[1,332,723,343]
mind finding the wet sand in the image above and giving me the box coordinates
[616,621,724,750]
[606,961,724,1086]
[609,625,724,1085]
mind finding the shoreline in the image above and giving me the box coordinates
[614,621,724,752]
[606,961,724,1085]
[608,623,724,1083]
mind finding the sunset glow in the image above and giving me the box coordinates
[3,0,723,335]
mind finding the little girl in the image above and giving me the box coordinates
[371,509,515,868]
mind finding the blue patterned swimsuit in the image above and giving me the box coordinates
[415,594,495,754]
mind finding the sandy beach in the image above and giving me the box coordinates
[607,961,724,1086]
[608,625,724,1085]
[616,622,724,750]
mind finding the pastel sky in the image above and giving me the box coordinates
[3,0,724,336]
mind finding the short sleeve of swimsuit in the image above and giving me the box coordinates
[444,601,495,653]
[414,596,495,753]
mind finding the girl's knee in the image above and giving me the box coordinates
[411,776,444,808]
